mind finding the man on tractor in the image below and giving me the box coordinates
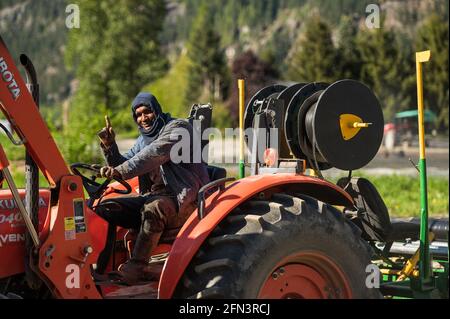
[96,92,209,284]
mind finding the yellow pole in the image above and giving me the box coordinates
[238,79,245,178]
[416,50,431,160]
[415,50,431,286]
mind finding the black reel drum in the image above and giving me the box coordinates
[301,79,384,171]
[285,82,329,165]
[276,83,307,158]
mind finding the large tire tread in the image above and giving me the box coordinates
[174,193,378,299]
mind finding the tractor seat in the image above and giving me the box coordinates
[336,177,449,243]
[207,165,227,181]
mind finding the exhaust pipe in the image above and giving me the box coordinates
[19,54,41,290]
[20,54,40,233]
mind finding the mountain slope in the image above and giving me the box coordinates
[0,0,71,106]
[1,0,447,107]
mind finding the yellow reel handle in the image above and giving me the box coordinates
[352,122,372,128]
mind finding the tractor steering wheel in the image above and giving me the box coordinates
[70,163,132,200]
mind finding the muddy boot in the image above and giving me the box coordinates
[115,231,162,285]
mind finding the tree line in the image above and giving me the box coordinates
[285,14,449,129]
[182,7,449,130]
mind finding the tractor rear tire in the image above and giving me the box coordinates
[175,193,379,299]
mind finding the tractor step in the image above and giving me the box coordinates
[94,275,156,287]
[102,282,159,299]
[94,272,160,298]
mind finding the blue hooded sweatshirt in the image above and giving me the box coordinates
[101,92,210,213]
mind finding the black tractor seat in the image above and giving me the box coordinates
[207,165,227,182]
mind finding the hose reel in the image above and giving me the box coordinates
[244,79,384,172]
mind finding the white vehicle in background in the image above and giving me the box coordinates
[383,109,437,156]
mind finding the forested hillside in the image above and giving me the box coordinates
[0,0,71,105]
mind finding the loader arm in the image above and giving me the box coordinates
[0,35,100,298]
[0,36,68,184]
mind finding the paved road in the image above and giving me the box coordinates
[117,138,449,177]
[359,146,448,177]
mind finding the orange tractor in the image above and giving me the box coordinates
[0,36,447,299]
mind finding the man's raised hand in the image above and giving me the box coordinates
[97,115,116,147]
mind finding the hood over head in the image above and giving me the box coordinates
[131,92,171,138]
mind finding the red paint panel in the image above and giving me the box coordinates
[0,188,50,278]
[37,176,101,298]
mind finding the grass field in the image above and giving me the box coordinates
[4,164,448,218]
[332,173,448,218]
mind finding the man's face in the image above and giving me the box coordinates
[136,105,156,130]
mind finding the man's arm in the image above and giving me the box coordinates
[115,121,188,180]
[101,140,140,167]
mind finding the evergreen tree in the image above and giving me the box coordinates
[1,0,70,106]
[336,15,362,79]
[63,0,167,162]
[184,2,229,105]
[356,27,407,120]
[285,16,337,83]
[66,0,167,112]
[415,14,449,130]
[314,0,372,24]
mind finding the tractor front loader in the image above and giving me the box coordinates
[0,35,447,299]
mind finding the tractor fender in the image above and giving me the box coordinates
[158,173,353,298]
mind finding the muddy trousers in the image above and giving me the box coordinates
[95,195,191,273]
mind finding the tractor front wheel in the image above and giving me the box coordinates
[175,193,379,299]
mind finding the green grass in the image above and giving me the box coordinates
[5,164,93,198]
[5,163,50,188]
[0,134,26,161]
[331,173,449,218]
